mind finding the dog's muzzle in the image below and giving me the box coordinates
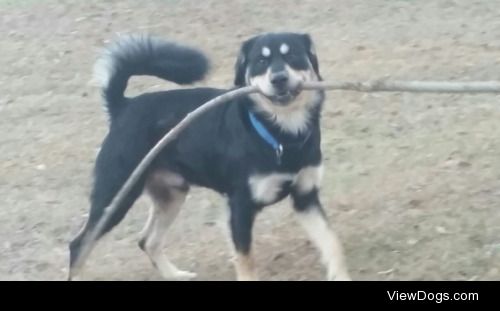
[268,71,301,105]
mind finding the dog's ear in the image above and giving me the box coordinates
[234,37,257,87]
[302,33,321,80]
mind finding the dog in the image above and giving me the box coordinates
[69,32,351,281]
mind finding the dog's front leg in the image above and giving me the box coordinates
[291,187,351,281]
[228,194,258,281]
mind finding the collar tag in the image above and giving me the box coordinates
[276,144,283,165]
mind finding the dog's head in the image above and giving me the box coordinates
[234,32,321,106]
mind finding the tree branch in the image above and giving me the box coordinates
[303,79,500,93]
[71,78,500,279]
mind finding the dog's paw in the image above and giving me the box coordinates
[330,275,352,281]
[327,269,351,281]
[237,274,259,281]
[161,269,197,281]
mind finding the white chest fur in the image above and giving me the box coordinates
[248,165,323,205]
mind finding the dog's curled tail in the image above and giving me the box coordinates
[93,34,210,119]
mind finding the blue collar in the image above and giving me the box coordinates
[248,111,283,164]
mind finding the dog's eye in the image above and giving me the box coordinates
[258,58,268,65]
[285,53,305,66]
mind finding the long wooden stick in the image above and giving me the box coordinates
[71,79,500,279]
[303,79,500,93]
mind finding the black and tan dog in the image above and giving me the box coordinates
[69,32,351,281]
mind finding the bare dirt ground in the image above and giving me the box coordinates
[1,0,500,281]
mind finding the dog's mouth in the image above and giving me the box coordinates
[268,88,301,105]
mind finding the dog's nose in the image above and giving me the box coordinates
[270,72,289,87]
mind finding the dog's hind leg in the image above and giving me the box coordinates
[68,146,148,280]
[68,178,145,280]
[138,171,196,280]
